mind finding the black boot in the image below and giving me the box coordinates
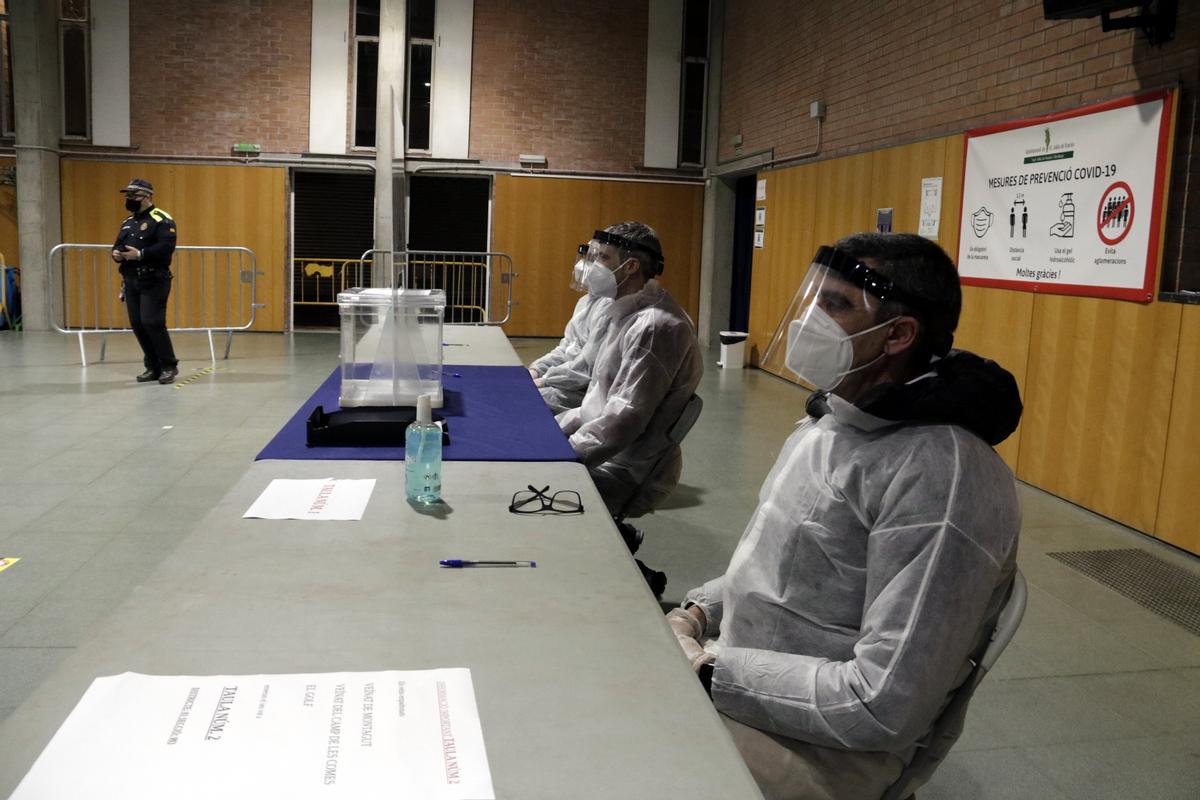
[136,368,160,382]
[636,559,667,600]
[616,519,644,554]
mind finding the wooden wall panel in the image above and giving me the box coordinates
[60,161,287,332]
[940,135,965,265]
[1154,305,1200,553]
[953,286,1033,469]
[868,137,947,234]
[492,174,704,338]
[745,163,818,373]
[1016,295,1182,532]
[0,158,16,269]
[492,174,603,338]
[597,180,705,318]
[811,150,877,244]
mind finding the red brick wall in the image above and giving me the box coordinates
[130,0,312,156]
[126,0,656,170]
[721,0,1196,161]
[721,0,1200,289]
[470,0,648,172]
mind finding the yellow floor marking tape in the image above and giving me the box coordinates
[171,365,226,389]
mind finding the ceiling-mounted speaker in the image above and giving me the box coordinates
[1042,1,1177,45]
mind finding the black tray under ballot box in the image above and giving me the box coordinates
[306,405,450,447]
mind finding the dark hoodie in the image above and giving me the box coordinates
[806,350,1023,447]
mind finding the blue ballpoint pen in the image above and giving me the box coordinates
[440,559,537,568]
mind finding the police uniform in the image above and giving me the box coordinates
[114,178,179,383]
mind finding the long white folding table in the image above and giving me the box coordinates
[0,327,763,799]
[442,323,523,366]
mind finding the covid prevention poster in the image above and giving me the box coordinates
[957,89,1174,302]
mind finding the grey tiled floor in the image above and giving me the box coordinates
[2,329,1198,798]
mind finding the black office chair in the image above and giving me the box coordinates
[613,394,703,599]
[880,568,1029,800]
[616,393,704,522]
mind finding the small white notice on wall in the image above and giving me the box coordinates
[753,229,765,249]
[754,207,766,226]
[755,179,767,201]
[920,177,943,239]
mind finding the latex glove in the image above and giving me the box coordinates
[527,366,539,379]
[676,631,707,666]
[676,633,716,673]
[666,607,702,640]
[667,608,712,671]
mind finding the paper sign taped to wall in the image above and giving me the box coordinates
[920,177,943,239]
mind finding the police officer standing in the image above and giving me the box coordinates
[111,178,179,384]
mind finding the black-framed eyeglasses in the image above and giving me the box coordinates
[509,485,584,515]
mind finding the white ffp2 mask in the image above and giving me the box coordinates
[784,305,893,391]
[583,259,633,299]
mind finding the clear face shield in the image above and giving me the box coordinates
[569,243,589,292]
[762,246,920,391]
[576,230,660,299]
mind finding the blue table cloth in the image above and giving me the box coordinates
[256,365,578,462]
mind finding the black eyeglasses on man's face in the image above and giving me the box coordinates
[509,485,584,515]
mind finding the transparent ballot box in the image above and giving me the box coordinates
[337,287,446,407]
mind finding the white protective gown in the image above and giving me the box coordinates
[686,393,1020,758]
[531,293,613,415]
[558,280,702,516]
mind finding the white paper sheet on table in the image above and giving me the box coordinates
[10,669,495,800]
[243,478,377,520]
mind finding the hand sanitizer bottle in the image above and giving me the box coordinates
[405,394,442,504]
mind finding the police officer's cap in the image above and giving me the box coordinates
[119,178,154,195]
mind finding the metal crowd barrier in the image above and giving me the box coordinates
[358,249,516,325]
[48,243,263,366]
[292,257,373,307]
